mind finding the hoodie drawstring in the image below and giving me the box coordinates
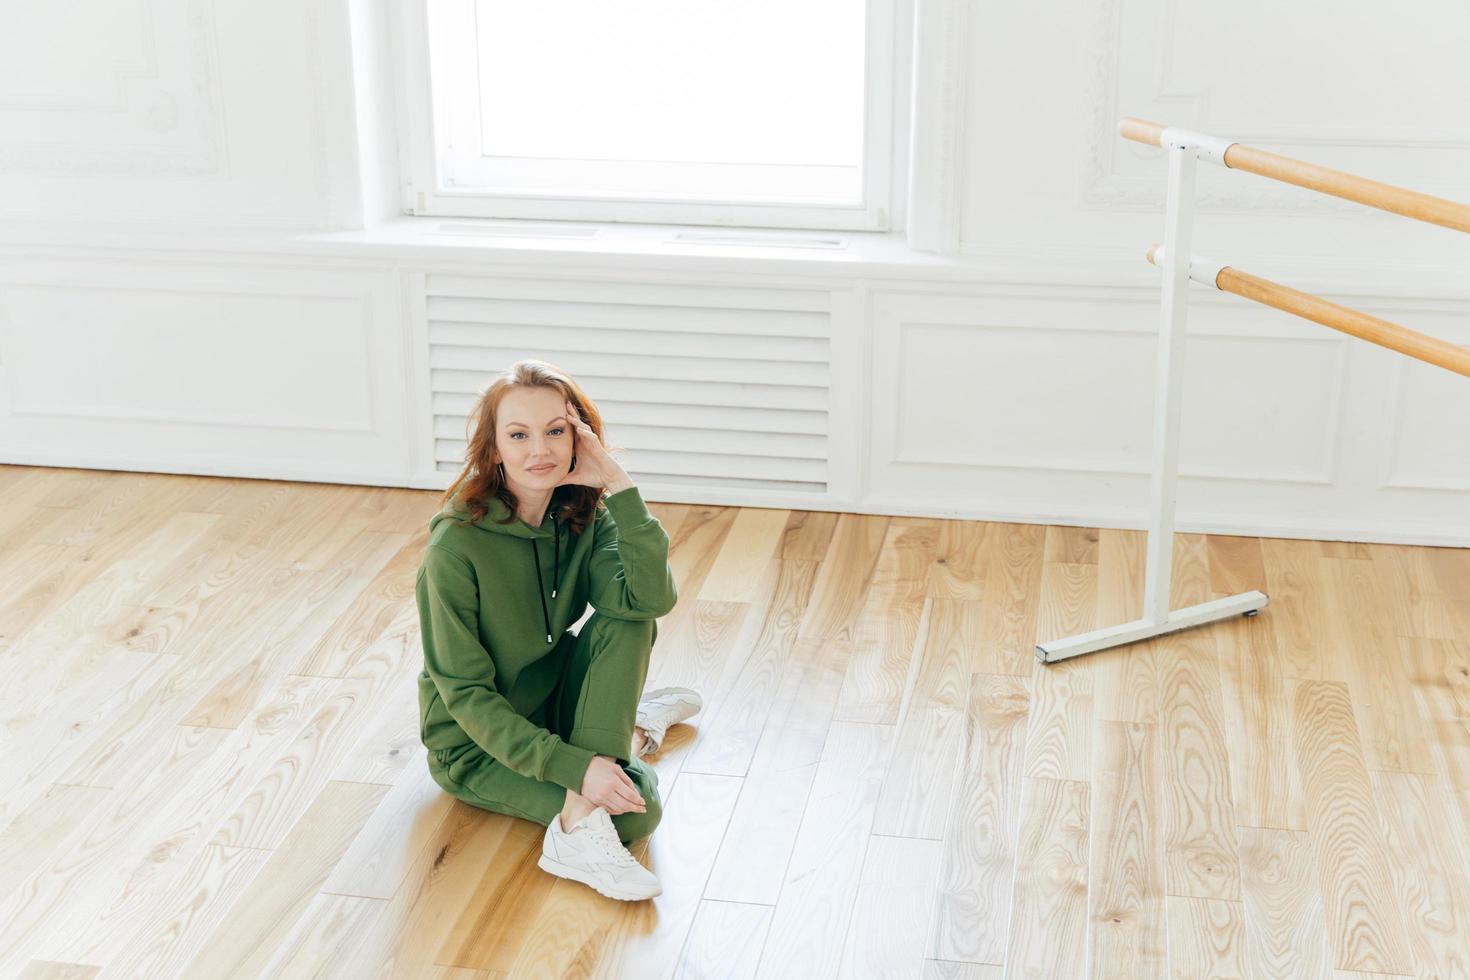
[529,512,561,644]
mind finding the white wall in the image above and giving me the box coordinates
[0,0,368,231]
[959,0,1470,261]
[1,0,1466,545]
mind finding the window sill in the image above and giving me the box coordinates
[5,215,1123,287]
[299,215,953,274]
[290,217,1162,288]
[7,213,1150,287]
[8,215,1461,298]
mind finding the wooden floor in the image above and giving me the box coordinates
[1,464,1468,979]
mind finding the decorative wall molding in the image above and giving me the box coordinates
[1078,0,1470,212]
[0,0,359,231]
[0,0,223,176]
[0,0,160,112]
[880,314,1345,487]
[1380,326,1470,493]
[2,283,376,433]
[0,254,411,484]
[864,284,1467,543]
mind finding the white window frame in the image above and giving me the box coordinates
[390,0,900,232]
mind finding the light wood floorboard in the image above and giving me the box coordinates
[2,464,1467,978]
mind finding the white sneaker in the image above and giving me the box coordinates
[635,687,703,757]
[538,806,662,901]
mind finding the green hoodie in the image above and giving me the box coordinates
[415,484,677,795]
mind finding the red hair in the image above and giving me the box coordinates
[439,359,622,537]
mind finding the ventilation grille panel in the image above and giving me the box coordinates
[425,276,833,495]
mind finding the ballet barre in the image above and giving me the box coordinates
[1118,117,1470,235]
[1143,245,1470,380]
[1036,117,1470,664]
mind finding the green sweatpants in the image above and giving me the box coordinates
[427,612,664,844]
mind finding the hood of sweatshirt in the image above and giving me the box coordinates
[429,487,563,538]
[429,488,570,645]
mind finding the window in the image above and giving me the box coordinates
[395,0,898,231]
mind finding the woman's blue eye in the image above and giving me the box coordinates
[550,427,565,435]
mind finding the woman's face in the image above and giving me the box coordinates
[493,385,574,493]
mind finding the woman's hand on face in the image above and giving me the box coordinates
[555,399,629,492]
[579,755,646,815]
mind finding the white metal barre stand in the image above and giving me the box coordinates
[1036,132,1268,665]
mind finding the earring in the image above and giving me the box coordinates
[496,461,505,481]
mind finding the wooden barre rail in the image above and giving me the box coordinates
[1120,117,1470,235]
[1145,244,1470,379]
